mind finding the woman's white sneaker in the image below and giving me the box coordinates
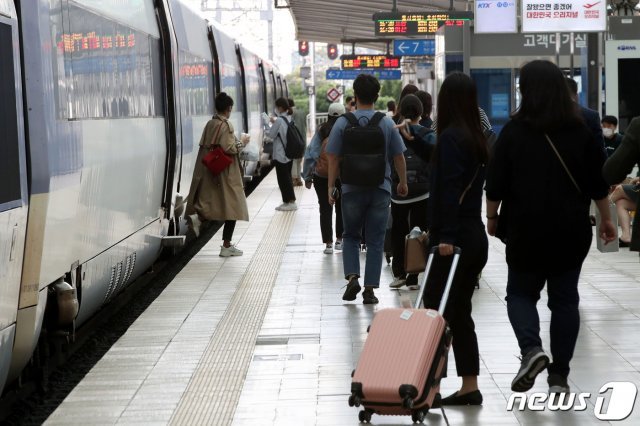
[220,245,243,257]
[324,244,334,254]
[389,278,407,289]
[334,240,343,250]
[276,202,297,211]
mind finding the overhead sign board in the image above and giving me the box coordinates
[326,69,402,80]
[340,54,401,69]
[475,0,518,34]
[522,0,607,33]
[393,39,436,56]
[373,11,473,36]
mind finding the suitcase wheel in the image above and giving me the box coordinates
[411,410,425,423]
[358,409,372,423]
[348,393,361,407]
[402,397,414,409]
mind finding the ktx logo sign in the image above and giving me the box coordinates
[507,381,638,420]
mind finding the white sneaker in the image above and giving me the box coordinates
[324,244,334,254]
[389,278,407,289]
[279,202,298,211]
[188,214,201,237]
[334,240,343,251]
[220,245,243,257]
[275,203,288,211]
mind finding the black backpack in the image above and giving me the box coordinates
[340,112,386,186]
[393,126,434,197]
[278,117,305,159]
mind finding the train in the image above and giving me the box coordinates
[0,0,287,394]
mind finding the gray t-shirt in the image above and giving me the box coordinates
[326,109,405,194]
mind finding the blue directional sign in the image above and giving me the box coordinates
[326,69,402,80]
[393,39,436,56]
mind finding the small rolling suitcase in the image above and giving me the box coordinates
[349,246,461,424]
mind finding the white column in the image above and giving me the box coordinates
[309,41,316,136]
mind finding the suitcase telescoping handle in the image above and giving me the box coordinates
[415,246,462,315]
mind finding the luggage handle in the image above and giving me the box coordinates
[415,246,462,315]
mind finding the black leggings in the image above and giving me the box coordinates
[312,175,343,243]
[423,219,488,377]
[391,198,429,283]
[275,160,296,203]
[222,220,236,241]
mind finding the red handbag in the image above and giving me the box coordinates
[201,122,232,176]
[202,146,232,176]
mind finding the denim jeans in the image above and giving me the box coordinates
[506,266,582,378]
[341,189,390,288]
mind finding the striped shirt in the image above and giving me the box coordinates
[431,107,492,132]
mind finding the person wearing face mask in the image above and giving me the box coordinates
[601,115,624,157]
[185,92,250,257]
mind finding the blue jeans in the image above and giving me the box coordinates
[341,189,390,288]
[506,266,582,378]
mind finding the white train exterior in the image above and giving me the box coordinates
[0,0,287,394]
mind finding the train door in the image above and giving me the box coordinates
[236,46,249,133]
[0,2,29,392]
[155,1,181,229]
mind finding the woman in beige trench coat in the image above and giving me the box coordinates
[185,92,249,257]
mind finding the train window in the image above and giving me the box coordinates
[74,0,160,38]
[0,23,22,208]
[53,3,164,120]
[179,50,214,117]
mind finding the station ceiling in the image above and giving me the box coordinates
[287,0,472,49]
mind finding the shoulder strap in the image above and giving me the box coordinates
[368,112,385,127]
[208,119,224,150]
[545,133,582,194]
[343,112,359,126]
[458,165,482,205]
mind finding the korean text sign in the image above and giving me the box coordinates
[522,0,607,33]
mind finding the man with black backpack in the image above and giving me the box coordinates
[326,74,408,304]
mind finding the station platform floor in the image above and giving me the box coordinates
[44,171,640,425]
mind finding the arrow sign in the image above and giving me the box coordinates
[325,69,402,80]
[327,69,340,79]
[393,39,436,56]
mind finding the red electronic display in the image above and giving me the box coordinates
[340,55,401,70]
[373,11,473,36]
[58,31,136,53]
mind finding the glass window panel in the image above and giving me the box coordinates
[0,22,22,207]
[57,2,164,119]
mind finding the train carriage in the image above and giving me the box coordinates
[0,0,283,394]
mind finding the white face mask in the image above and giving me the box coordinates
[603,128,615,138]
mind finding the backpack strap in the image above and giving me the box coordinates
[344,111,386,128]
[367,111,385,127]
[343,112,359,127]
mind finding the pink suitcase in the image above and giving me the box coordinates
[349,247,461,424]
